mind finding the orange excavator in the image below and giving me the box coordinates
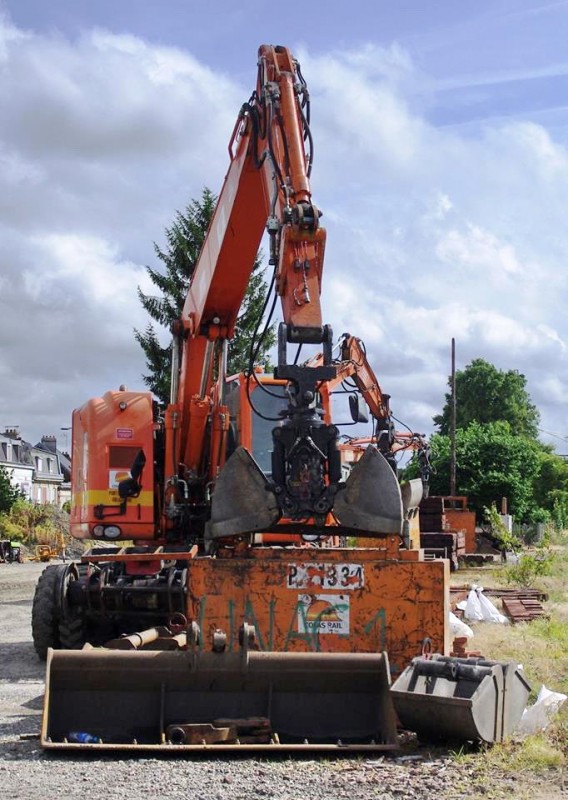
[34,46,527,753]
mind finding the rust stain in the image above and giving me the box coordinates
[183,550,448,670]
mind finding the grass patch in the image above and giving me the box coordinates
[448,541,568,781]
[530,617,568,647]
[490,734,565,771]
[457,547,568,695]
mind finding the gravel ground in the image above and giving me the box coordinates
[0,563,564,800]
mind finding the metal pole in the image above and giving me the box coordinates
[450,338,456,496]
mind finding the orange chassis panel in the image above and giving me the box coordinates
[185,546,450,677]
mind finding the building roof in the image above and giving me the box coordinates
[1,431,67,483]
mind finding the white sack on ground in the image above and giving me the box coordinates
[449,611,474,639]
[462,585,509,624]
[515,684,567,735]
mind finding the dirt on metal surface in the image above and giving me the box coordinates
[183,547,450,673]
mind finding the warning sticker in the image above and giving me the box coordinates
[109,469,131,489]
[116,428,134,440]
[298,594,350,635]
[287,563,364,590]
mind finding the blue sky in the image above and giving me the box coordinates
[1,0,568,454]
[8,0,568,133]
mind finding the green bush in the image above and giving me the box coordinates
[551,491,568,532]
[485,504,521,551]
[501,549,554,588]
[0,500,70,547]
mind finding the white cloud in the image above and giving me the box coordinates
[437,226,520,273]
[0,18,244,442]
[0,18,567,452]
[27,233,150,309]
[539,375,568,404]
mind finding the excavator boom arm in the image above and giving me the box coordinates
[170,45,332,495]
[180,45,325,347]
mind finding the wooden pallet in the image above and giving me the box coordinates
[451,587,549,602]
[502,596,547,623]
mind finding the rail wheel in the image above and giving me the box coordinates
[31,564,67,660]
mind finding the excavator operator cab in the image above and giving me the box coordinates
[224,374,289,477]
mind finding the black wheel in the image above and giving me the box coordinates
[58,565,87,650]
[31,565,66,660]
[58,613,87,650]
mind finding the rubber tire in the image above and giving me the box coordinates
[58,569,86,649]
[58,564,88,650]
[58,612,87,650]
[31,565,66,660]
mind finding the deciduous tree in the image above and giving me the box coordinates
[404,422,543,522]
[434,358,539,438]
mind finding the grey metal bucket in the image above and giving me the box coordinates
[391,655,530,744]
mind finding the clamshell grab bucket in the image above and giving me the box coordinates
[41,647,398,752]
[333,447,404,534]
[391,655,530,744]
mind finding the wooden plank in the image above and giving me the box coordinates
[502,597,546,623]
[451,587,548,602]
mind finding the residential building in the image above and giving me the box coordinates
[0,428,70,507]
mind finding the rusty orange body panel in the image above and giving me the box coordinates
[444,499,477,553]
[70,390,156,541]
[186,547,449,676]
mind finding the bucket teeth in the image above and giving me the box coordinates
[206,447,280,540]
[334,446,403,534]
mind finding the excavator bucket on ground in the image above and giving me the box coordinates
[41,641,398,752]
[391,655,530,744]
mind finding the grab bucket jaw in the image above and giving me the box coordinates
[334,447,403,534]
[206,447,280,540]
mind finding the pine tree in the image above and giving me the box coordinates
[135,188,275,404]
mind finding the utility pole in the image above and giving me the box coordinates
[450,338,457,496]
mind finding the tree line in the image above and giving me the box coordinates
[404,358,568,525]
